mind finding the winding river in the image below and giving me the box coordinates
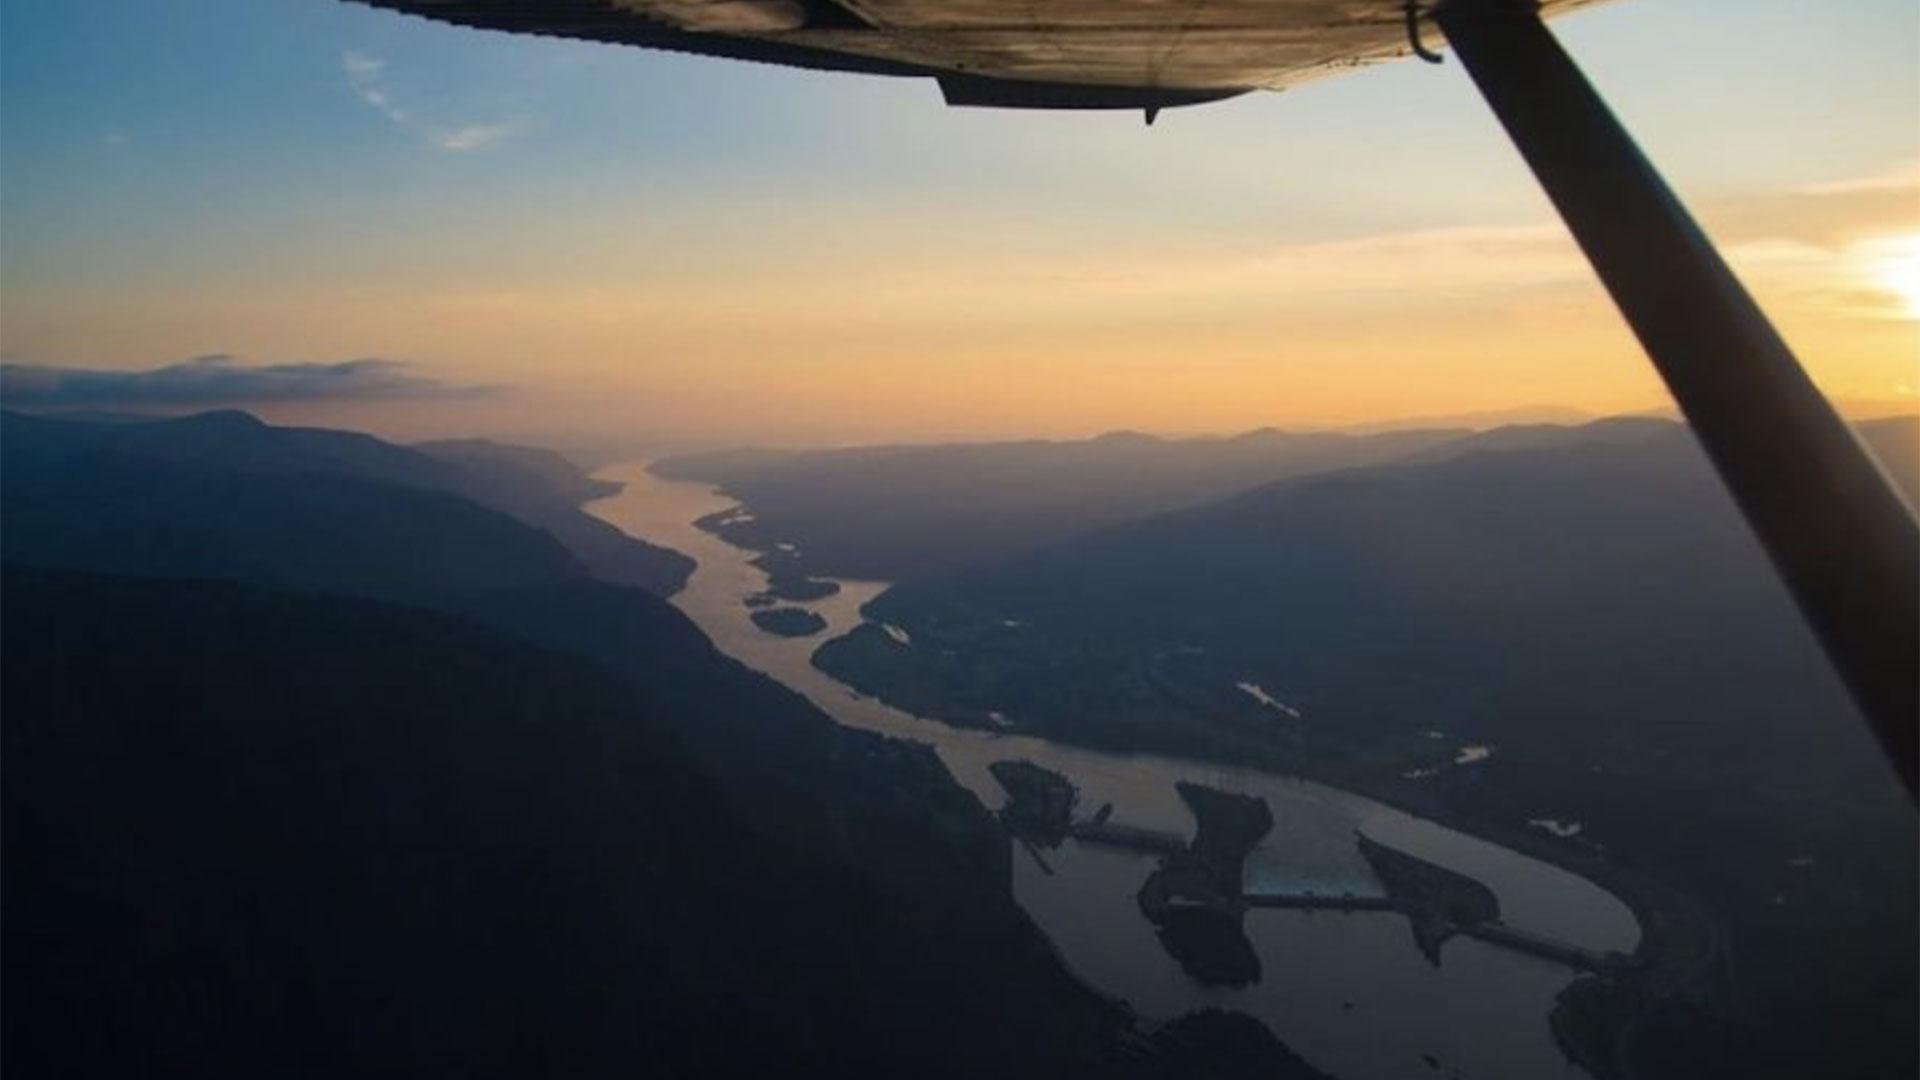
[589,463,1641,1080]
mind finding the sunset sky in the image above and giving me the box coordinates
[3,0,1916,450]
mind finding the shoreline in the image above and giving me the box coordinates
[798,603,1716,1080]
[596,468,1694,1079]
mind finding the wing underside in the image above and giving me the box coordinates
[349,0,1607,109]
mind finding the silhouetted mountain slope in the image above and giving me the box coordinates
[1,410,692,595]
[653,426,1471,580]
[1396,414,1678,461]
[0,410,1021,924]
[0,413,1002,890]
[4,455,582,601]
[7,570,1309,1079]
[0,414,1325,1078]
[4,570,768,1077]
[824,418,1914,793]
[3,408,452,486]
[816,416,1918,1080]
[416,437,693,593]
[417,437,622,512]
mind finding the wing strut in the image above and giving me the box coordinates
[1433,1,1919,798]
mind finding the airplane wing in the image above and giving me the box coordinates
[349,0,1606,110]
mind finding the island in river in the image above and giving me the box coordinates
[751,606,828,638]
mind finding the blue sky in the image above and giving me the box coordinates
[3,0,1916,446]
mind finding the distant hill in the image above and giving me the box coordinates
[815,415,1918,1080]
[2,410,585,601]
[654,425,1473,580]
[1,410,692,595]
[656,415,1917,587]
[1335,404,1596,433]
[5,407,456,487]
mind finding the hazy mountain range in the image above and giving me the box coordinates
[654,425,1476,580]
[820,417,1915,787]
[655,413,1915,586]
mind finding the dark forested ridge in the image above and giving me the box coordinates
[6,570,783,1076]
[815,416,1919,1080]
[821,417,1916,792]
[5,571,1149,1077]
[0,410,1323,1079]
[1,409,692,596]
[653,425,1473,581]
[415,437,694,593]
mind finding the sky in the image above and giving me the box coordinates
[2,0,1917,451]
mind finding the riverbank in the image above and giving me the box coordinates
[811,622,1721,1080]
[588,463,1708,1080]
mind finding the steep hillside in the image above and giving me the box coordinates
[416,437,694,592]
[654,426,1470,580]
[5,570,1290,1079]
[2,410,692,595]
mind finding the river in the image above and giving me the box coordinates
[588,462,1641,1080]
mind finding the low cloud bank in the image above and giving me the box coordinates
[1,355,501,407]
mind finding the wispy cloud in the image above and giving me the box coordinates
[1799,158,1920,197]
[430,122,519,152]
[342,50,521,152]
[343,51,402,121]
[1,355,503,407]
[938,162,1920,325]
[1698,169,1920,323]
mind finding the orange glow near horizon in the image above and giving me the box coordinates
[8,171,1916,451]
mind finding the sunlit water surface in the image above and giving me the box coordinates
[590,463,1640,1080]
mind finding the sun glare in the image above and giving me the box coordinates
[1868,232,1920,319]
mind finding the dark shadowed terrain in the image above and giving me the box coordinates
[2,409,692,596]
[0,410,1326,1080]
[812,416,1919,1080]
[819,419,1915,787]
[416,436,695,593]
[653,426,1474,580]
